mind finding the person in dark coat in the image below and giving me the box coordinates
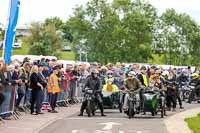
[37,64,47,113]
[12,66,25,109]
[29,65,44,115]
[78,69,106,117]
[0,83,4,106]
[69,66,80,101]
[0,62,22,119]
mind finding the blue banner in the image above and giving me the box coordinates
[4,0,20,64]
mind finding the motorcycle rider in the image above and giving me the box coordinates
[171,69,184,109]
[166,70,177,111]
[123,71,141,111]
[188,73,200,103]
[149,70,163,90]
[78,69,106,116]
[102,78,119,93]
[104,70,115,85]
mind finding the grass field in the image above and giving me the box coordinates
[185,113,200,133]
[0,43,75,60]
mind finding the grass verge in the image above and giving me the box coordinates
[0,44,75,60]
[185,113,200,133]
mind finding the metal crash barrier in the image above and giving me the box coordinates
[0,85,18,120]
[0,77,86,123]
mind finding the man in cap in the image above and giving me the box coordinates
[123,71,141,110]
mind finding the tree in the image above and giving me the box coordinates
[25,22,62,57]
[65,0,157,64]
[153,9,200,65]
[0,29,4,40]
[45,17,64,30]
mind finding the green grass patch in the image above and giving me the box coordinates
[59,51,75,60]
[185,113,200,133]
[0,43,29,55]
[148,54,165,64]
[0,43,75,60]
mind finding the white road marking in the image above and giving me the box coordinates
[100,122,121,130]
[66,117,161,121]
[7,127,32,130]
[94,130,112,133]
[119,131,124,133]
[72,130,78,133]
[99,122,121,130]
[136,131,151,133]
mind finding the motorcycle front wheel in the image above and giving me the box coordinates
[86,100,91,117]
[128,101,134,119]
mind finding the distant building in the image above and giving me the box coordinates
[16,25,31,37]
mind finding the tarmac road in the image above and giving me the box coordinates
[39,102,198,133]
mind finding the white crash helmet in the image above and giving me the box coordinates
[107,70,114,78]
[162,70,169,77]
[128,71,136,77]
[91,69,99,74]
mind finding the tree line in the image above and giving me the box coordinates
[10,0,200,65]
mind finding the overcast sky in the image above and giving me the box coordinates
[0,0,200,27]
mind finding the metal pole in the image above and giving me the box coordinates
[86,52,88,62]
[79,50,82,62]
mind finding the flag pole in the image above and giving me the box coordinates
[2,0,12,62]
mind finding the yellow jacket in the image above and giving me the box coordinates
[102,84,119,93]
[47,73,61,93]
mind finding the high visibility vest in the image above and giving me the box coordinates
[48,74,61,93]
[142,74,148,87]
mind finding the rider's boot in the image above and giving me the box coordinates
[78,105,84,116]
[99,104,106,117]
[92,111,95,116]
[101,113,106,117]
[180,105,184,109]
[78,112,83,116]
[78,110,84,116]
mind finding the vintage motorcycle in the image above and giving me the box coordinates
[125,87,166,119]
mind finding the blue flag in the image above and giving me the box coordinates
[4,0,20,64]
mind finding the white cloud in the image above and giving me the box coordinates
[0,0,200,27]
[149,0,200,22]
[0,0,88,26]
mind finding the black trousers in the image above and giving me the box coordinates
[139,88,145,110]
[176,90,182,107]
[166,95,176,109]
[31,89,41,113]
[38,89,44,110]
[195,85,200,97]
[49,93,58,111]
[0,93,4,106]
[16,93,25,108]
